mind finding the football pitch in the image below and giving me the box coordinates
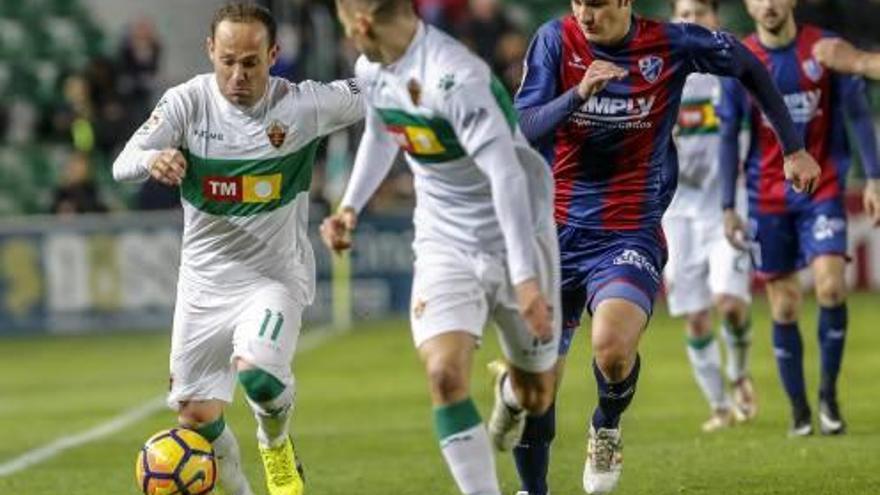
[1,295,879,495]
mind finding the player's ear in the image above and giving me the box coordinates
[268,42,280,66]
[206,36,215,62]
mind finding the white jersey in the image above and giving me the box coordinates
[113,74,363,298]
[341,23,554,285]
[666,73,744,220]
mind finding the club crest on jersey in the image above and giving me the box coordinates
[802,58,824,83]
[638,55,664,84]
[266,120,288,148]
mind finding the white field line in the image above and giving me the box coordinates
[0,325,344,477]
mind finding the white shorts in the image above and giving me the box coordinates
[409,228,561,373]
[167,275,305,409]
[663,216,752,317]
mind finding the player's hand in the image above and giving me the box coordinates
[783,150,821,194]
[864,179,880,227]
[149,149,187,186]
[514,278,553,343]
[813,38,865,75]
[320,206,358,254]
[723,208,749,251]
[577,61,628,100]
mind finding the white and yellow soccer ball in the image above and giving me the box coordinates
[135,428,216,495]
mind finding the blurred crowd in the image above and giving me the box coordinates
[1,0,879,218]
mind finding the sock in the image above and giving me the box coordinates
[686,334,731,411]
[196,417,253,495]
[772,321,809,412]
[592,355,641,430]
[239,369,294,448]
[818,304,848,401]
[501,373,523,411]
[722,319,752,382]
[434,398,500,495]
[513,402,555,495]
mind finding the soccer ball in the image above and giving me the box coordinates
[135,428,217,495]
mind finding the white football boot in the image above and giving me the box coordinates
[583,425,622,494]
[487,360,526,451]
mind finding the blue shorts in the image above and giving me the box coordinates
[557,225,667,355]
[750,198,848,279]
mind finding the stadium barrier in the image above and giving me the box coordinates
[0,211,414,335]
[0,192,877,336]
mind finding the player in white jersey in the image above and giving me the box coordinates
[321,1,560,493]
[663,0,756,432]
[112,4,363,495]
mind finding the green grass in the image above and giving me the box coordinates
[2,295,880,494]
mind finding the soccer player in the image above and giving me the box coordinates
[112,4,364,495]
[813,37,880,80]
[663,0,756,433]
[513,0,820,493]
[720,0,880,437]
[321,1,561,494]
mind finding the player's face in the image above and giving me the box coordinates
[744,0,796,34]
[336,1,383,62]
[673,0,719,30]
[571,0,633,45]
[207,20,279,107]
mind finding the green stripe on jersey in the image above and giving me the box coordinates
[376,108,467,164]
[180,142,318,216]
[490,75,518,132]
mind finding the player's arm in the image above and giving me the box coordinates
[320,105,399,252]
[814,38,880,80]
[717,78,750,250]
[683,24,820,194]
[835,73,880,225]
[304,78,366,136]
[112,89,187,185]
[447,78,552,340]
[514,21,626,145]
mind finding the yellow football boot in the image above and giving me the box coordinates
[258,436,305,495]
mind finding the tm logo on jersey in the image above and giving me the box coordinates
[812,214,846,241]
[612,249,660,282]
[203,174,282,203]
[578,95,656,123]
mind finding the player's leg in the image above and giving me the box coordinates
[707,228,756,420]
[412,241,500,495]
[511,288,585,495]
[233,281,306,495]
[511,225,588,495]
[419,333,500,495]
[753,211,810,436]
[170,281,253,495]
[583,235,664,495]
[766,275,810,436]
[665,216,733,431]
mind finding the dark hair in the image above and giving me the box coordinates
[337,0,413,21]
[211,2,277,46]
[669,0,719,13]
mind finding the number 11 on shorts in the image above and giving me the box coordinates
[258,309,284,341]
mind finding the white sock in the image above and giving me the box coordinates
[686,335,731,411]
[249,385,294,448]
[500,374,522,411]
[213,425,254,495]
[722,321,752,382]
[440,424,501,495]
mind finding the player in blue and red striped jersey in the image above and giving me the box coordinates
[508,1,820,494]
[719,0,880,438]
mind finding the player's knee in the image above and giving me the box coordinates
[238,368,292,416]
[716,296,747,327]
[593,341,631,382]
[425,362,468,403]
[178,401,223,428]
[515,376,555,415]
[685,310,712,338]
[815,275,846,307]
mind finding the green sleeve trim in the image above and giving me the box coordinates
[238,368,286,402]
[433,397,482,440]
[193,416,225,443]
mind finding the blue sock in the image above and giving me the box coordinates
[818,304,847,400]
[772,321,808,411]
[591,355,640,430]
[513,402,555,495]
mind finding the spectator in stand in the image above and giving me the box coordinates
[414,0,469,33]
[460,0,514,71]
[495,31,528,94]
[50,152,107,215]
[118,16,163,121]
